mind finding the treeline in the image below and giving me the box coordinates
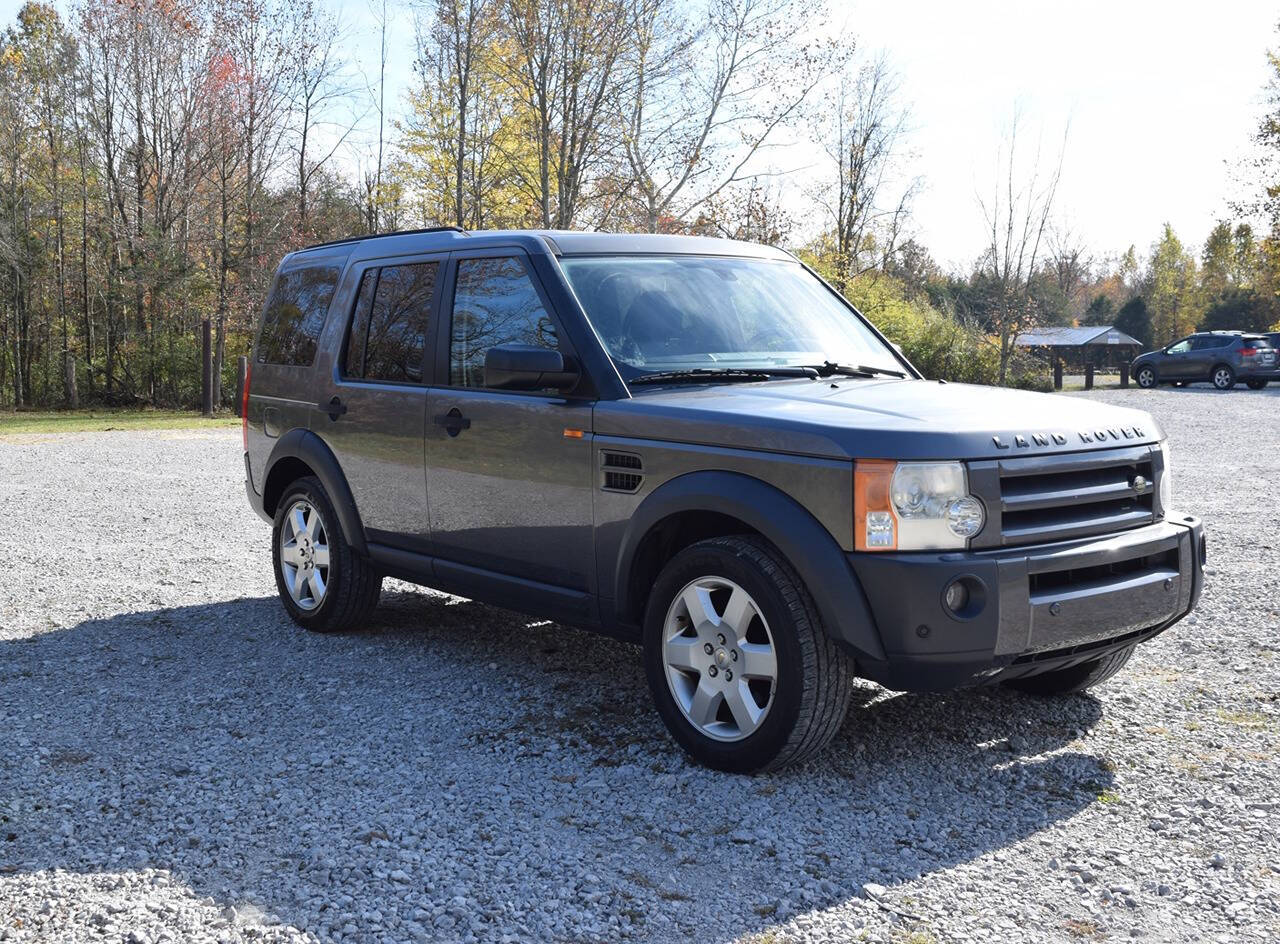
[0,0,373,410]
[2,0,1278,410]
[2,0,885,409]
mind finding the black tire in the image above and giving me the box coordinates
[272,476,382,632]
[1246,379,1268,390]
[1002,644,1135,696]
[642,535,854,773]
[1211,364,1236,390]
[1135,365,1157,389]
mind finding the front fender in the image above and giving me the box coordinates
[264,428,367,555]
[613,470,885,662]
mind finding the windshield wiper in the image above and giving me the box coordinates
[628,366,818,386]
[805,361,906,379]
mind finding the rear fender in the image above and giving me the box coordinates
[263,428,367,555]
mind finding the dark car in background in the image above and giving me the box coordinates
[1132,331,1276,390]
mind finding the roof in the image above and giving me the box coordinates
[292,228,794,262]
[1016,325,1142,348]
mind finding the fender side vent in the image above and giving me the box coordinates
[601,451,644,493]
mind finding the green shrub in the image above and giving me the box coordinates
[811,266,1051,391]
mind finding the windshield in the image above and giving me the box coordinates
[558,255,903,378]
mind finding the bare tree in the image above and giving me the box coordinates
[1046,225,1092,314]
[814,53,918,291]
[360,0,393,232]
[411,0,502,227]
[501,0,629,228]
[292,3,358,233]
[619,0,844,232]
[977,112,1067,384]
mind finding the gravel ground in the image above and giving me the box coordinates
[0,386,1277,944]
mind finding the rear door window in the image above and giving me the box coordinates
[256,263,342,365]
[343,262,438,383]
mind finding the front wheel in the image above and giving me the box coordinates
[272,476,383,632]
[1247,379,1269,390]
[642,536,854,773]
[1001,644,1135,695]
[1212,365,1236,390]
[1135,365,1157,388]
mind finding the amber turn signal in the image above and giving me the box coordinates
[854,459,898,551]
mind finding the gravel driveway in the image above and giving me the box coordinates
[1,387,1277,944]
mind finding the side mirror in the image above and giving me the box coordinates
[483,344,579,392]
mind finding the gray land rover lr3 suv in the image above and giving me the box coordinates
[243,228,1205,772]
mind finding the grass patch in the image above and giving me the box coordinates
[1096,789,1123,805]
[1215,708,1271,729]
[1063,918,1102,938]
[0,409,238,435]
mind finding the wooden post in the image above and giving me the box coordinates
[1084,362,1094,390]
[64,351,79,409]
[235,356,248,416]
[201,319,213,417]
[1120,361,1130,388]
[1053,357,1063,390]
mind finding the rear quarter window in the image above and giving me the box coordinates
[256,263,343,365]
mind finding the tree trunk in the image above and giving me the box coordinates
[64,350,78,409]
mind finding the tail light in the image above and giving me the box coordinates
[1238,347,1258,356]
[241,362,252,451]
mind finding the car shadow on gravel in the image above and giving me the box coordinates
[2,589,1112,943]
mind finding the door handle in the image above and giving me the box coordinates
[434,407,471,437]
[322,396,347,421]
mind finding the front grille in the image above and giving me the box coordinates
[976,445,1159,547]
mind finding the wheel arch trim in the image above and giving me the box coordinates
[263,428,367,555]
[613,470,885,661]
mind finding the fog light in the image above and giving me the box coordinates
[941,576,986,621]
[944,580,969,613]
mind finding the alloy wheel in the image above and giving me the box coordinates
[1214,368,1233,389]
[662,576,778,742]
[279,499,330,610]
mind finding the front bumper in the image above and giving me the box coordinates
[850,515,1205,692]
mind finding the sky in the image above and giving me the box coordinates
[4,0,1276,268]
[831,0,1279,268]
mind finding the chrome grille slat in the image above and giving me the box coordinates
[1001,475,1143,513]
[981,445,1158,547]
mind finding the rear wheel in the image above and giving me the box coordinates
[272,476,382,632]
[1212,365,1236,390]
[1002,644,1135,695]
[1135,365,1157,388]
[642,535,854,773]
[1247,379,1269,390]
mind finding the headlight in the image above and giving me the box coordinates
[1159,441,1172,512]
[855,460,986,550]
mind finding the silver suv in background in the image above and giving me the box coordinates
[1132,331,1277,390]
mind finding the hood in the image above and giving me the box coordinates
[593,378,1163,461]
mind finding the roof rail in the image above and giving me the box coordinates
[300,225,470,252]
